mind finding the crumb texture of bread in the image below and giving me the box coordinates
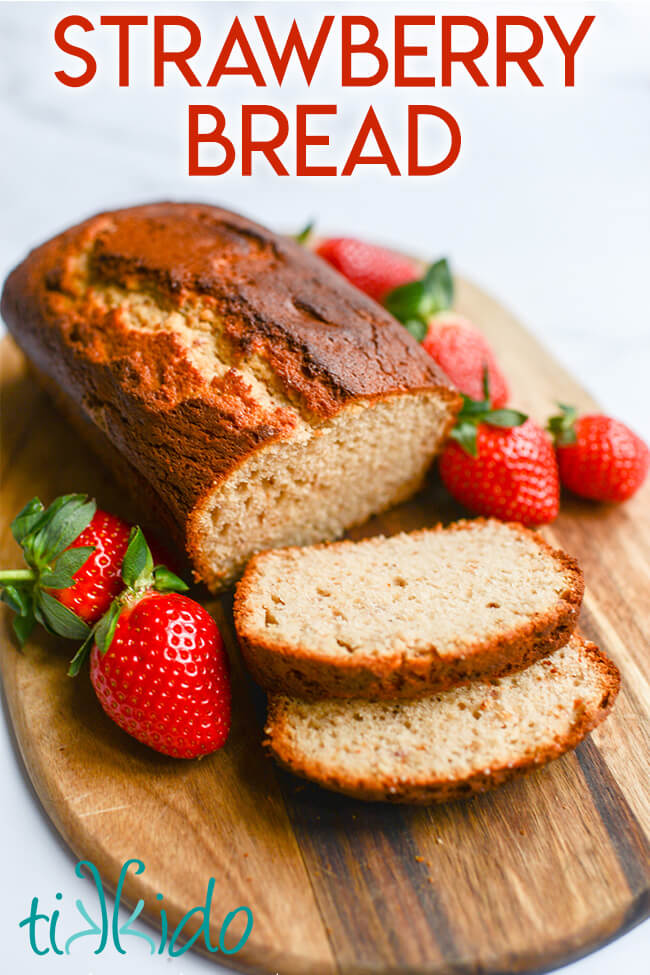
[0,203,460,590]
[265,636,620,803]
[193,390,453,587]
[235,520,584,698]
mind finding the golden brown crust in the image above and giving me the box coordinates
[0,202,460,583]
[26,359,189,555]
[234,520,585,699]
[264,640,621,804]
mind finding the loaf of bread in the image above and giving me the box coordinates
[234,520,584,698]
[265,635,620,803]
[1,203,461,590]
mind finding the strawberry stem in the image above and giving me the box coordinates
[547,403,578,446]
[0,569,35,583]
[295,220,314,244]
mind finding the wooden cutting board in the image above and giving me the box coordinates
[1,278,648,975]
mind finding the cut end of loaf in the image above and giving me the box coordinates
[190,389,456,591]
[264,636,620,803]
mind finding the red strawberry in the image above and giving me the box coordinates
[90,592,230,758]
[439,396,559,525]
[549,406,649,502]
[384,263,510,405]
[46,509,131,624]
[422,312,509,407]
[49,512,174,622]
[316,237,420,302]
[0,495,178,646]
[71,528,231,758]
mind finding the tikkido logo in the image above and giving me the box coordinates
[19,859,253,958]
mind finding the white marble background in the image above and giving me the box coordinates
[0,2,648,974]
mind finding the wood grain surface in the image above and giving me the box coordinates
[1,278,649,975]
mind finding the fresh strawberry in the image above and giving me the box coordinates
[89,593,230,758]
[0,495,176,646]
[422,312,509,407]
[316,237,420,302]
[385,262,510,405]
[46,508,131,624]
[549,406,649,502]
[49,512,174,621]
[70,528,230,758]
[439,388,559,525]
[0,494,105,645]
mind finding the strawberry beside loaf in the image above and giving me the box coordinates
[1,203,461,590]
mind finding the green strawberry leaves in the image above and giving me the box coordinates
[11,497,46,546]
[39,547,95,589]
[9,494,95,569]
[68,526,188,676]
[450,420,483,457]
[15,494,96,568]
[67,635,93,677]
[1,494,97,647]
[120,526,188,595]
[0,585,36,645]
[93,600,122,657]
[295,220,315,245]
[34,591,91,641]
[12,606,37,647]
[548,403,578,447]
[121,526,154,588]
[449,370,527,457]
[0,584,30,617]
[482,408,529,428]
[384,259,453,334]
[34,497,96,565]
[403,319,428,342]
[153,565,189,593]
[384,280,425,323]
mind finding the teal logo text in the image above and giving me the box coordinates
[19,859,253,958]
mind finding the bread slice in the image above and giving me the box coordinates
[265,635,620,803]
[235,520,584,699]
